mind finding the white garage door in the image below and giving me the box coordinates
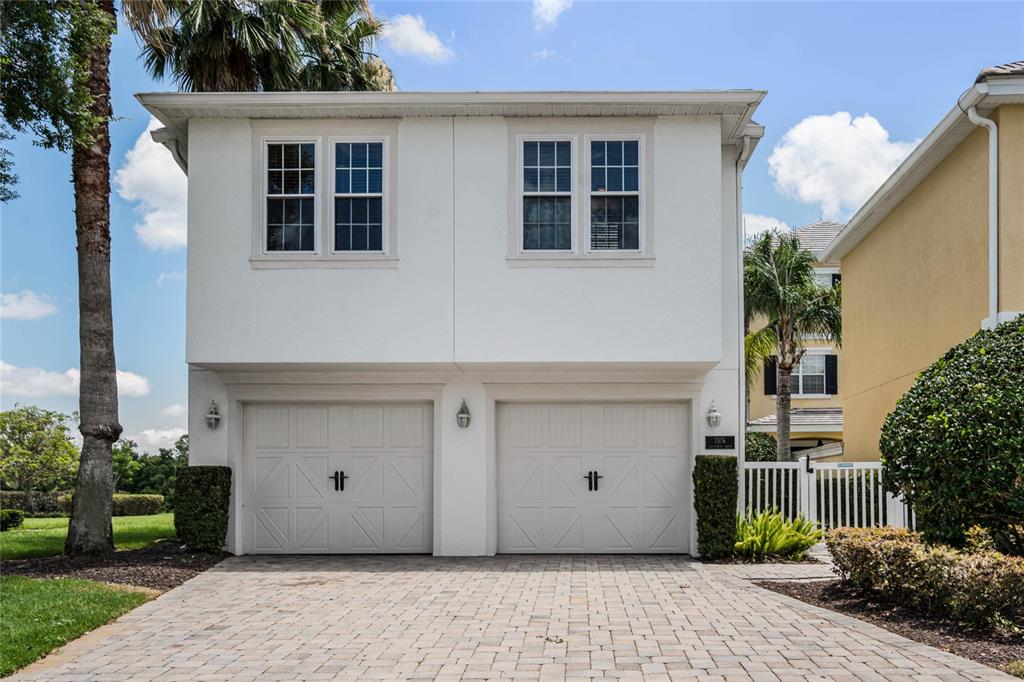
[244,403,433,554]
[498,402,690,553]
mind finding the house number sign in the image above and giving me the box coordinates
[704,435,735,450]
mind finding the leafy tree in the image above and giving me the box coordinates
[122,0,394,93]
[745,231,842,460]
[0,406,79,513]
[112,439,142,491]
[1,0,120,554]
[132,435,189,507]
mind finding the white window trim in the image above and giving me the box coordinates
[584,134,645,255]
[515,134,578,255]
[259,136,321,258]
[328,136,391,258]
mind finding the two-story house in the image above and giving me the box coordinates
[821,62,1023,459]
[139,90,765,556]
[747,220,844,458]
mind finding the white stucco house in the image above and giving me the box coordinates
[138,90,764,556]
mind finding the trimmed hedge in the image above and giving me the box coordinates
[56,493,165,516]
[693,455,738,559]
[1,509,25,531]
[880,315,1024,553]
[828,526,1024,630]
[0,491,62,515]
[174,466,231,552]
[744,432,777,462]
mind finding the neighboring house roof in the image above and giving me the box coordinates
[747,407,843,433]
[138,90,767,172]
[821,62,1024,261]
[790,220,844,262]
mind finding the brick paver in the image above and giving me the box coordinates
[14,555,1013,681]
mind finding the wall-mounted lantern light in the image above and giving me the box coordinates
[705,400,721,429]
[205,401,221,429]
[456,399,471,429]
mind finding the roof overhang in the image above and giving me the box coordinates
[821,77,1024,262]
[747,422,843,434]
[135,90,766,173]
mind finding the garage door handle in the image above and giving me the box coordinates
[593,472,603,491]
[339,471,349,492]
[329,471,341,491]
[584,471,594,491]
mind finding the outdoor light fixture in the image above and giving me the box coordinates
[205,401,221,429]
[456,399,471,429]
[705,400,721,428]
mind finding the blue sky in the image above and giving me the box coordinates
[1,1,1020,450]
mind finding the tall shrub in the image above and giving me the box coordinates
[745,432,777,462]
[693,455,738,559]
[880,315,1024,553]
[174,466,231,552]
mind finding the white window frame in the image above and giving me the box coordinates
[328,136,390,256]
[812,266,840,288]
[260,136,321,257]
[789,349,829,398]
[516,134,578,254]
[584,134,645,254]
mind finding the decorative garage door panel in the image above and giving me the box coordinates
[498,403,690,553]
[245,403,433,554]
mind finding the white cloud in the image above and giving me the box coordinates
[0,361,151,398]
[162,403,186,417]
[0,291,58,320]
[532,48,557,60]
[132,427,187,453]
[115,118,187,250]
[382,15,453,63]
[768,112,918,221]
[743,214,791,242]
[533,0,573,29]
[157,271,185,285]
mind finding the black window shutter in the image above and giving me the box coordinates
[831,273,842,288]
[825,354,838,395]
[764,358,778,395]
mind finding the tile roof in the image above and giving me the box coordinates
[976,61,1024,82]
[790,220,845,259]
[748,407,843,428]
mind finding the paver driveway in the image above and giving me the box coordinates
[16,555,1013,681]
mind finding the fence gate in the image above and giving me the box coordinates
[739,458,913,529]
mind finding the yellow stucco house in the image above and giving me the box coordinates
[747,220,844,458]
[821,61,1024,460]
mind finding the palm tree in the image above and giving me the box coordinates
[745,230,842,461]
[122,0,394,93]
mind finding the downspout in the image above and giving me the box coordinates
[735,134,753,510]
[966,105,998,328]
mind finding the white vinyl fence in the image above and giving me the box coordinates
[740,458,913,529]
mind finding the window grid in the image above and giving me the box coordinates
[589,139,640,251]
[789,354,826,395]
[266,142,316,253]
[522,139,573,251]
[334,141,384,253]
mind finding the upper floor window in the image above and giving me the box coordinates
[334,141,384,252]
[521,139,572,251]
[589,139,640,251]
[764,352,838,397]
[790,353,826,395]
[265,141,316,252]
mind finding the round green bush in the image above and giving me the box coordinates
[745,432,777,462]
[1,508,25,531]
[880,315,1024,553]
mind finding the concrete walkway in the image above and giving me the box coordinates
[15,555,1013,681]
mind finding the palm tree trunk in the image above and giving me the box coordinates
[65,0,120,556]
[776,363,793,462]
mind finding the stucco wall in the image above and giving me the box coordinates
[996,105,1024,312]
[840,114,1019,459]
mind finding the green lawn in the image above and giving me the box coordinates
[0,514,175,560]
[0,576,151,676]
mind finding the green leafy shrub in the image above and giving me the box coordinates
[734,508,822,560]
[693,455,737,559]
[57,493,164,516]
[828,526,1024,630]
[1,509,25,531]
[174,466,231,552]
[880,315,1024,553]
[0,491,62,515]
[744,432,777,462]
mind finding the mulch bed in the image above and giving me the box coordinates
[757,579,1024,673]
[2,540,228,592]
